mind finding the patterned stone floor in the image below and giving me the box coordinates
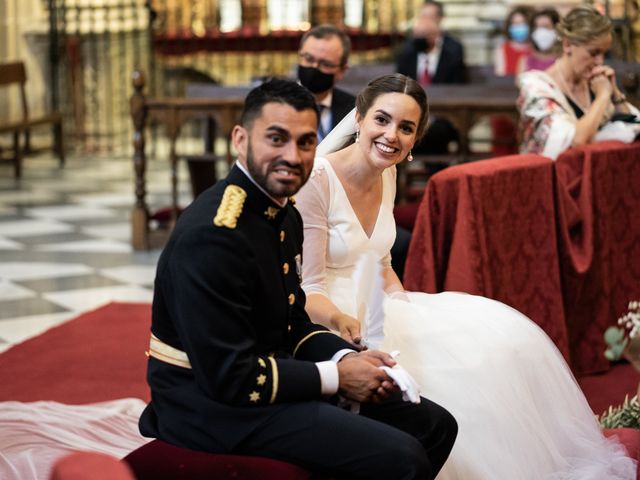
[0,152,198,352]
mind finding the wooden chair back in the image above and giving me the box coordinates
[0,61,30,121]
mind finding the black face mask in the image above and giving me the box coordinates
[297,65,335,94]
[412,37,431,52]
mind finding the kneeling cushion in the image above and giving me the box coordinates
[124,439,312,480]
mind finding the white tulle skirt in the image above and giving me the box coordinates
[379,292,636,480]
[0,398,149,480]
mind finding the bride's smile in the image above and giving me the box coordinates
[356,92,421,167]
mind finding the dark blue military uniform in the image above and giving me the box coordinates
[140,165,457,479]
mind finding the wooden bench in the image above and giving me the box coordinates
[0,61,64,178]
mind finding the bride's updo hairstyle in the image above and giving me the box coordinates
[356,73,429,140]
[556,5,611,46]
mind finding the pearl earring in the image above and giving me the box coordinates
[408,151,413,162]
[355,130,360,143]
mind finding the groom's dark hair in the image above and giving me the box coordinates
[240,78,319,129]
[357,74,429,140]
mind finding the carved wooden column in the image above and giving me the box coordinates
[130,70,149,250]
[311,0,344,26]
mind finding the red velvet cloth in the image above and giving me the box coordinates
[124,439,313,480]
[404,142,640,375]
[393,202,421,232]
[555,141,640,374]
[404,154,571,361]
[50,452,135,480]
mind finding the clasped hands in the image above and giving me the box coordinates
[588,65,622,100]
[337,350,399,403]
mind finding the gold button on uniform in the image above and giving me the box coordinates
[283,263,289,274]
[288,293,295,305]
[280,231,285,242]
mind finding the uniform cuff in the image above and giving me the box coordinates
[316,361,339,395]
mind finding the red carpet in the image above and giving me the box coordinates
[0,302,151,404]
[0,301,637,414]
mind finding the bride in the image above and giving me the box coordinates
[295,73,635,479]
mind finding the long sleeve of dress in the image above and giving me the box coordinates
[295,166,331,298]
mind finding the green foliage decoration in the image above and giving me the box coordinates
[599,395,640,430]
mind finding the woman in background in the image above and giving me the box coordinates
[520,8,561,72]
[518,5,638,159]
[494,6,533,76]
[295,72,635,479]
[492,6,534,155]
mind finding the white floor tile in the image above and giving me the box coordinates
[26,178,102,192]
[0,219,74,237]
[70,193,134,207]
[36,239,132,253]
[0,312,77,348]
[24,205,117,221]
[81,223,130,241]
[0,237,23,250]
[0,262,94,281]
[100,265,157,285]
[0,191,60,205]
[43,285,153,312]
[0,279,36,301]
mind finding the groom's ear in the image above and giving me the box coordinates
[232,125,248,161]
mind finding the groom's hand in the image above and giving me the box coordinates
[337,352,398,403]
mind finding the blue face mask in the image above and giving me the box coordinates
[509,24,529,43]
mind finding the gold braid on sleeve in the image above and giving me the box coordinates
[213,185,247,229]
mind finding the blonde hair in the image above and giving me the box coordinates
[556,5,612,45]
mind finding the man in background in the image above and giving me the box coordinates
[396,0,466,154]
[297,24,355,143]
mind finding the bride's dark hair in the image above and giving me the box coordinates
[356,73,429,140]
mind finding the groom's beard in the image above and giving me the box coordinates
[245,139,312,199]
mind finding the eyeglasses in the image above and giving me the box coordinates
[298,52,342,72]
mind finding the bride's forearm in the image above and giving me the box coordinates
[305,292,349,329]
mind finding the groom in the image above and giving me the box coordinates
[139,78,457,479]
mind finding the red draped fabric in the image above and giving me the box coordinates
[555,141,640,374]
[404,142,640,375]
[404,154,570,361]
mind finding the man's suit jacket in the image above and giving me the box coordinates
[396,34,467,84]
[139,165,353,452]
[330,87,356,129]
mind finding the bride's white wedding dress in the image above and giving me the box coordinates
[296,156,636,480]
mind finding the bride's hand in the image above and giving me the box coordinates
[331,313,363,349]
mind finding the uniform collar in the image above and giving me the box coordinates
[227,164,290,222]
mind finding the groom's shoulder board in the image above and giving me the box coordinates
[213,185,247,230]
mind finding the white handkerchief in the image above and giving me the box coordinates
[380,365,421,404]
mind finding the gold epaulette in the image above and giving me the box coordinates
[213,185,247,229]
